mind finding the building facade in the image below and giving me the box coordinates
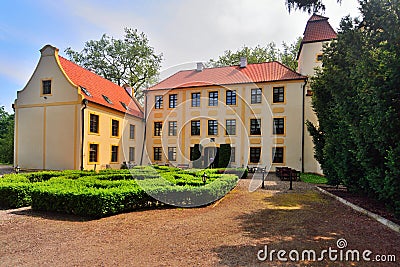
[14,45,144,170]
[144,61,307,171]
[14,14,336,173]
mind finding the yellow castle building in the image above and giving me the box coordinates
[14,14,336,173]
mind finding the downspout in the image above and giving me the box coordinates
[140,91,148,165]
[80,99,88,170]
[301,79,308,173]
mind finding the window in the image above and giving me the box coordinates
[169,94,177,108]
[81,86,92,97]
[89,144,98,163]
[155,95,163,109]
[230,147,236,162]
[111,119,119,137]
[129,147,135,162]
[273,118,285,135]
[102,94,113,104]
[111,145,119,162]
[273,87,284,103]
[209,91,218,106]
[154,147,162,161]
[250,119,261,135]
[154,122,162,136]
[89,114,99,133]
[168,147,177,161]
[251,88,262,104]
[120,102,129,111]
[208,120,218,135]
[191,92,200,107]
[168,121,177,136]
[316,54,323,61]
[42,80,51,95]
[225,119,236,135]
[273,147,284,163]
[191,120,200,136]
[250,147,261,163]
[129,124,135,139]
[226,90,236,105]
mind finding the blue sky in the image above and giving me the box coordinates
[0,0,360,113]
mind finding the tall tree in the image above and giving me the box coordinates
[0,106,14,164]
[309,0,400,217]
[207,37,302,71]
[285,0,342,13]
[65,28,163,102]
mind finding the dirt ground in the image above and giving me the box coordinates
[1,175,399,266]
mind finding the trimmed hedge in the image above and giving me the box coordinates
[0,174,32,208]
[0,167,240,217]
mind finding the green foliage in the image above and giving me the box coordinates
[0,106,14,164]
[309,1,400,217]
[285,0,342,13]
[0,174,32,208]
[207,37,302,71]
[300,173,327,184]
[191,144,202,168]
[0,167,240,217]
[217,144,231,168]
[65,28,163,102]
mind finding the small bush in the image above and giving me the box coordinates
[300,173,328,184]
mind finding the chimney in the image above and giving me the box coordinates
[122,84,134,97]
[240,57,247,68]
[196,62,204,72]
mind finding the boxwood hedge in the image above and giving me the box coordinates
[0,166,243,217]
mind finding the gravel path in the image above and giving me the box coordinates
[1,175,399,266]
[0,165,14,176]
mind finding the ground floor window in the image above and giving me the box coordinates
[129,147,135,162]
[154,147,162,161]
[272,147,284,163]
[250,147,261,163]
[168,147,177,161]
[89,144,98,162]
[111,145,119,162]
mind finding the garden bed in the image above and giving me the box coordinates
[319,185,400,226]
[0,166,244,218]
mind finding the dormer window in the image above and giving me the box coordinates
[81,86,92,97]
[120,101,129,111]
[102,95,113,104]
[42,80,51,95]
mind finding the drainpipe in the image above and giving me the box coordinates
[301,79,308,173]
[140,91,148,165]
[80,99,88,170]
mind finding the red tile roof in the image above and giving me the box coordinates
[148,61,306,90]
[302,14,337,43]
[58,56,143,118]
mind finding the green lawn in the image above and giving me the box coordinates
[300,173,327,184]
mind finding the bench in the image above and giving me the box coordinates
[177,164,189,169]
[247,166,267,173]
[276,167,300,181]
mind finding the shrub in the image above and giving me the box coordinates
[2,166,240,217]
[0,174,32,208]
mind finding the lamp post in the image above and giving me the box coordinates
[202,173,208,185]
[261,168,266,189]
